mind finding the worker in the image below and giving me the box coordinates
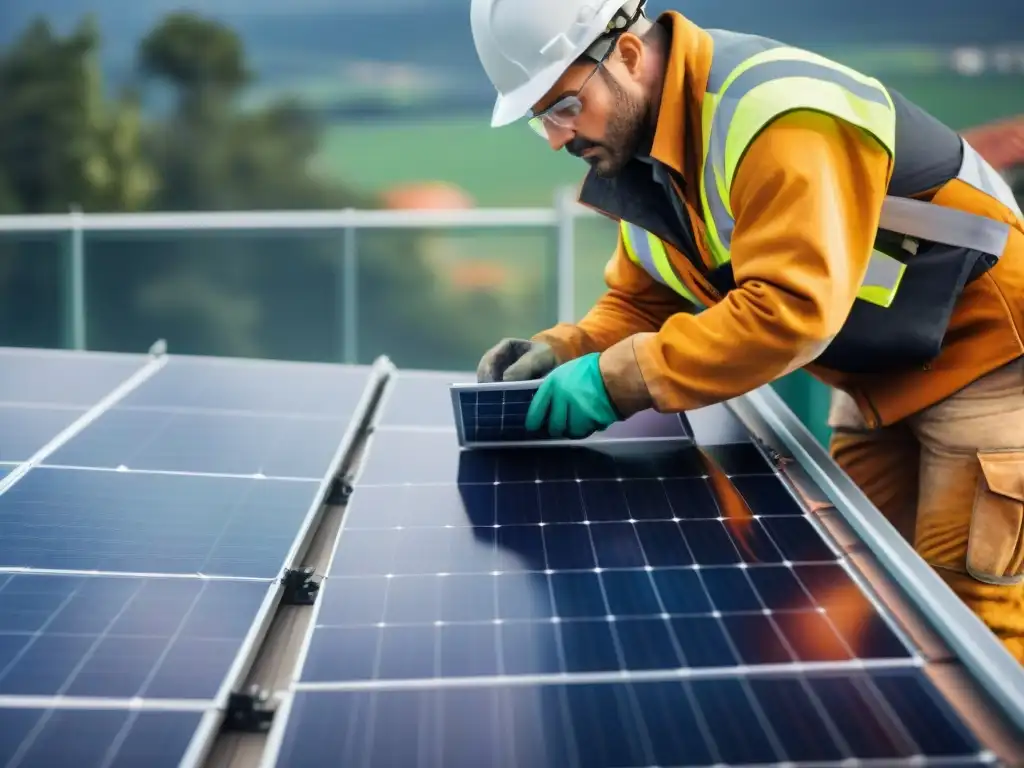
[469,0,1024,664]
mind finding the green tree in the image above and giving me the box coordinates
[0,16,155,214]
[0,11,552,367]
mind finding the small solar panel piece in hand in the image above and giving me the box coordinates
[450,380,695,448]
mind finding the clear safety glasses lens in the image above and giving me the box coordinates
[528,96,583,139]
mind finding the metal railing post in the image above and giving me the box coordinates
[554,186,576,324]
[341,212,358,365]
[68,204,86,350]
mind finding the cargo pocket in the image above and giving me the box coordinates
[967,451,1024,585]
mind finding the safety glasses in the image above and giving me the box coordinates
[527,50,610,140]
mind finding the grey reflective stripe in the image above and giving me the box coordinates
[705,29,784,92]
[878,196,1011,257]
[864,250,904,292]
[624,223,668,286]
[959,138,1024,219]
[704,59,891,252]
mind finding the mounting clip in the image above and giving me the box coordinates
[223,685,276,733]
[327,476,354,504]
[282,566,320,605]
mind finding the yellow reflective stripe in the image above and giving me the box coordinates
[700,49,896,269]
[716,45,891,98]
[619,221,643,267]
[856,250,906,308]
[723,78,895,190]
[645,232,701,305]
[619,221,702,306]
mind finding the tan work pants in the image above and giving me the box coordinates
[828,359,1024,664]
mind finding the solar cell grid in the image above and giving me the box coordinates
[0,707,202,768]
[0,466,319,578]
[0,573,268,700]
[0,405,86,464]
[303,437,912,684]
[276,669,990,768]
[451,382,694,447]
[115,355,370,417]
[44,408,352,478]
[0,349,145,407]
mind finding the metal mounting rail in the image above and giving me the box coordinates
[728,385,1024,735]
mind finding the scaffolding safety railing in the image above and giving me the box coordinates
[0,186,598,359]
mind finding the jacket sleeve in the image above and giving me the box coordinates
[598,110,892,415]
[531,227,695,363]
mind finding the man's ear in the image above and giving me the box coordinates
[612,32,645,80]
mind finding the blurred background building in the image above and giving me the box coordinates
[0,0,1022,443]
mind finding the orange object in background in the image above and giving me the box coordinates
[380,181,475,210]
[964,115,1024,194]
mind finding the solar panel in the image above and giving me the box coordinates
[0,573,269,699]
[0,707,203,768]
[44,409,354,477]
[267,372,997,768]
[42,355,372,477]
[0,405,85,463]
[0,348,383,765]
[274,670,990,767]
[0,467,320,577]
[0,348,147,406]
[450,380,694,447]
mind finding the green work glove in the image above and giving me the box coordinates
[477,338,557,382]
[525,353,621,439]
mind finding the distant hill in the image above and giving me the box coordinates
[3,0,1021,113]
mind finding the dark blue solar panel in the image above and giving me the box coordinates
[452,383,694,445]
[0,468,316,577]
[356,430,712,486]
[275,669,986,767]
[0,349,145,406]
[0,573,268,699]
[303,438,911,684]
[44,408,351,478]
[117,355,369,416]
[0,405,85,463]
[0,707,202,768]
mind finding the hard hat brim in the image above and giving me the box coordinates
[489,58,578,128]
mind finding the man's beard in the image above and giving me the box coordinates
[566,76,647,178]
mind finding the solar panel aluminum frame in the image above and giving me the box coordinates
[728,385,1024,737]
[449,380,696,449]
[172,355,398,768]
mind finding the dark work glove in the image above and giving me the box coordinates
[476,338,558,383]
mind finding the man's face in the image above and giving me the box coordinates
[530,42,649,178]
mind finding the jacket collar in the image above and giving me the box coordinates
[577,11,713,217]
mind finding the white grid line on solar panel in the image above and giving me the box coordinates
[0,573,272,703]
[293,657,920,691]
[0,568,272,582]
[39,407,353,479]
[32,464,323,483]
[0,356,167,500]
[82,404,362,421]
[0,696,212,710]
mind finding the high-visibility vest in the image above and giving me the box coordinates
[619,30,1022,371]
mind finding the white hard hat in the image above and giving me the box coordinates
[470,0,650,127]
